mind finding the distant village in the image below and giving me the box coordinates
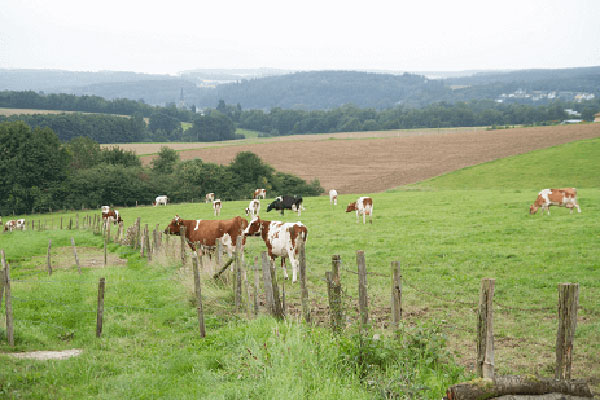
[496,89,595,103]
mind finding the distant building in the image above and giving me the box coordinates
[562,119,583,124]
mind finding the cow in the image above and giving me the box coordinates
[102,210,122,225]
[267,195,303,216]
[245,199,260,217]
[530,188,581,215]
[213,199,222,216]
[205,193,215,203]
[346,197,373,224]
[253,188,267,199]
[155,195,168,206]
[4,219,25,232]
[164,215,249,256]
[329,189,338,205]
[243,216,307,282]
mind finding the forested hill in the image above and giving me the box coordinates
[1,67,599,110]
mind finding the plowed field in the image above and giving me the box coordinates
[135,124,600,193]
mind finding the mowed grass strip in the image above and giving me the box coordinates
[1,137,599,397]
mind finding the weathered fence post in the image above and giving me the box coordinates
[298,237,310,323]
[180,226,187,264]
[192,253,206,338]
[235,237,242,312]
[104,234,108,266]
[96,277,105,338]
[60,216,63,230]
[477,278,495,380]
[261,251,274,314]
[243,264,252,319]
[216,239,223,276]
[327,255,343,332]
[145,224,151,261]
[2,252,14,346]
[556,282,579,380]
[71,238,81,274]
[76,214,79,229]
[0,268,4,312]
[135,217,141,249]
[253,256,260,316]
[47,239,52,276]
[356,250,369,328]
[117,222,123,243]
[106,220,111,242]
[270,259,284,320]
[152,229,157,253]
[391,261,402,328]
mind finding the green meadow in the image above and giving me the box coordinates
[1,137,599,398]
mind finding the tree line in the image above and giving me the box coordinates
[0,121,323,216]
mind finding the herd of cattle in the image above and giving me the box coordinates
[2,188,583,279]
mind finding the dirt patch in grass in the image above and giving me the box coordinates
[136,124,600,193]
[31,246,127,271]
[4,349,83,360]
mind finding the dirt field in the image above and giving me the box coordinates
[134,124,600,193]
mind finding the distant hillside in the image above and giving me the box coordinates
[1,67,599,110]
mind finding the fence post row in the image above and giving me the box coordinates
[96,277,105,338]
[2,251,14,346]
[556,282,579,380]
[327,255,343,332]
[477,278,495,380]
[390,261,402,328]
[192,253,206,338]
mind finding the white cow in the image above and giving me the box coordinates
[329,189,338,205]
[16,219,26,230]
[213,199,222,216]
[346,197,373,224]
[205,193,215,203]
[245,199,260,217]
[155,195,168,206]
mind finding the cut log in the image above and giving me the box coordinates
[446,376,593,400]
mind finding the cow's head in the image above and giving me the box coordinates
[165,215,184,235]
[266,199,280,213]
[346,202,357,212]
[244,216,263,237]
[529,204,539,215]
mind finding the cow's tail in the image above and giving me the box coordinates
[301,226,308,241]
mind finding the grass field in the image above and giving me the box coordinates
[1,137,599,398]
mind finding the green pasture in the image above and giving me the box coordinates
[1,137,600,398]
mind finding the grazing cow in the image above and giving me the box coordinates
[4,219,26,232]
[164,215,249,255]
[253,188,267,199]
[205,193,215,203]
[102,210,122,225]
[244,216,308,282]
[245,199,260,217]
[329,189,338,205]
[155,195,168,206]
[530,188,581,215]
[346,197,373,224]
[213,199,222,216]
[267,195,303,216]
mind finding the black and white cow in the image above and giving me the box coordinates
[266,195,304,216]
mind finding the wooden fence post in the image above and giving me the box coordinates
[0,268,4,312]
[135,217,141,249]
[152,229,157,253]
[477,278,495,380]
[261,251,274,314]
[104,234,108,266]
[2,252,14,346]
[556,282,579,380]
[298,237,310,323]
[117,222,123,243]
[270,259,284,320]
[327,255,343,332]
[253,256,260,316]
[60,216,63,230]
[391,261,402,328]
[96,277,105,338]
[356,250,369,328]
[76,214,79,229]
[235,237,242,312]
[71,238,81,274]
[106,221,111,243]
[145,224,151,261]
[180,226,187,264]
[243,264,252,319]
[192,253,206,338]
[47,239,52,276]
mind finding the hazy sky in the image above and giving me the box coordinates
[1,0,599,75]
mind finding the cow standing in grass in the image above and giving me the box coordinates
[329,189,338,205]
[244,216,307,282]
[530,188,581,215]
[213,199,222,216]
[245,199,260,217]
[346,197,373,224]
[254,189,267,199]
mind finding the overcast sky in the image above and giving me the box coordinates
[1,0,599,75]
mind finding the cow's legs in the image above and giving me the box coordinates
[280,257,289,280]
[356,210,359,223]
[287,247,298,282]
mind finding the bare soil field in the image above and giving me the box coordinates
[135,124,600,193]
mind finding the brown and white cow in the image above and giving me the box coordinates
[329,189,338,205]
[205,193,215,203]
[346,197,373,224]
[243,216,307,282]
[530,188,581,215]
[164,215,249,255]
[253,188,267,199]
[213,199,222,216]
[245,199,260,217]
[4,219,26,232]
[102,210,122,225]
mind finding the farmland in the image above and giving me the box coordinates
[1,134,600,398]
